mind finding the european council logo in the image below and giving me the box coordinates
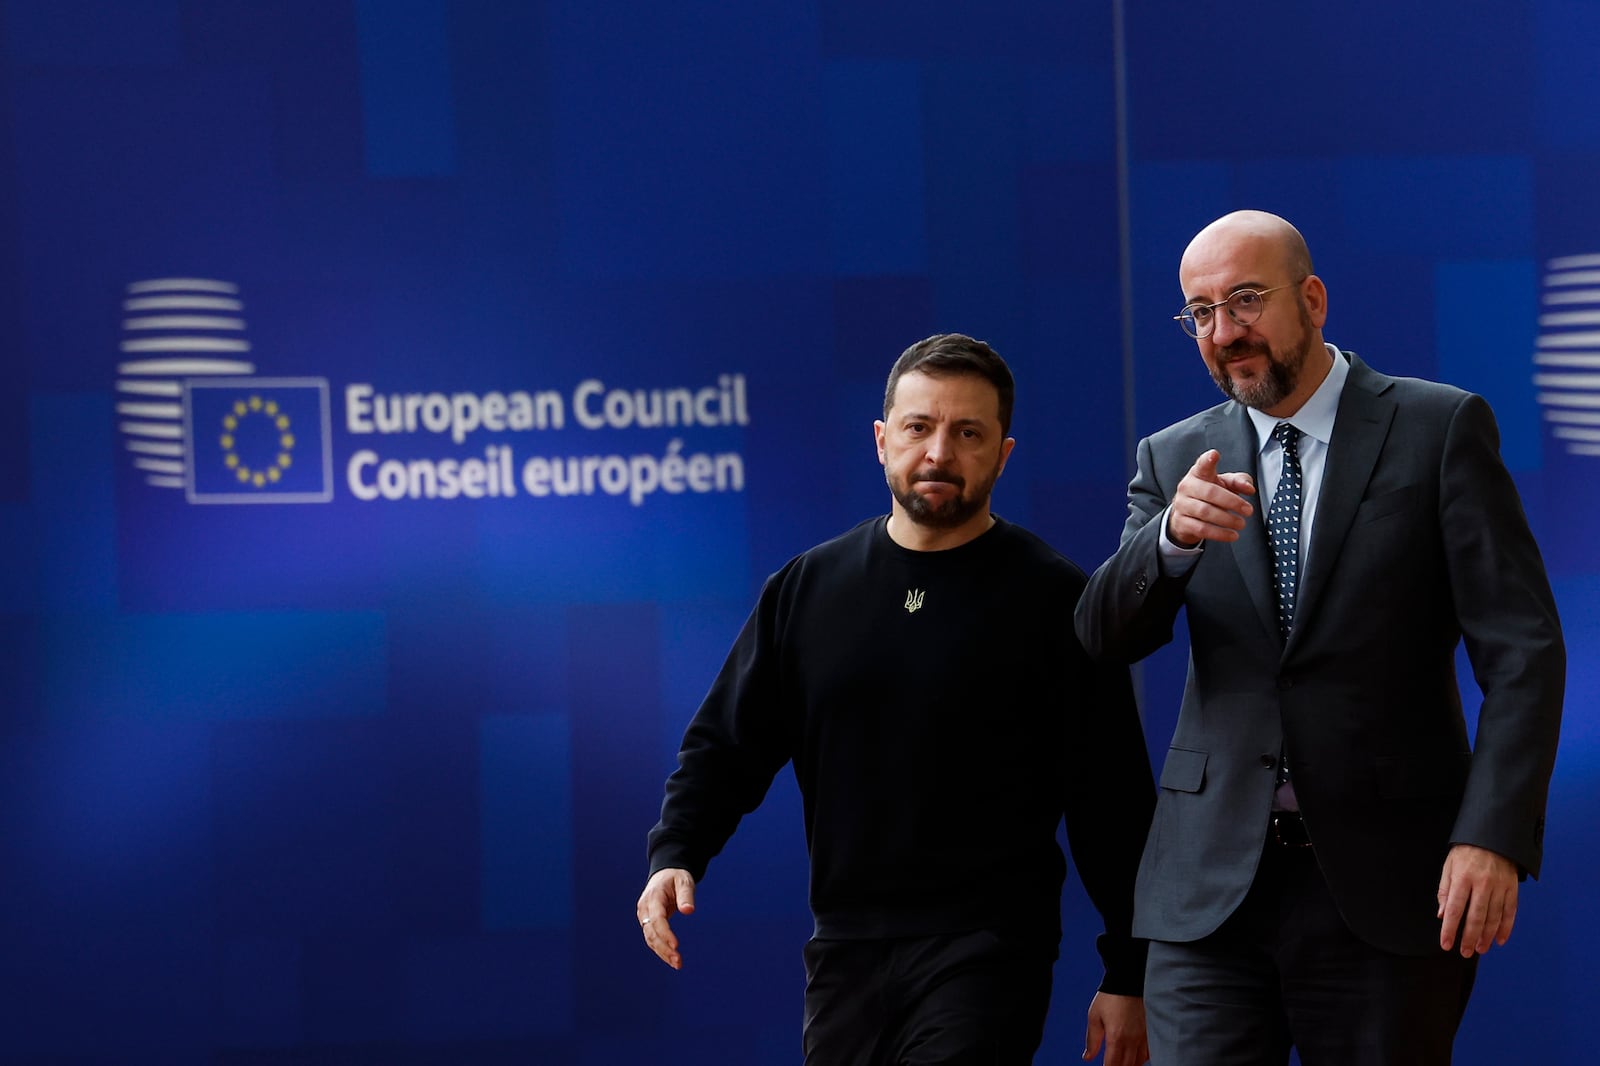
[185,379,333,503]
[1535,253,1600,458]
[115,277,333,503]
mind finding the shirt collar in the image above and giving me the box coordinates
[1246,343,1348,451]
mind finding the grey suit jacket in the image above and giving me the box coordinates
[1075,352,1564,956]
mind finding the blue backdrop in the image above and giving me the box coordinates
[1,2,1593,1062]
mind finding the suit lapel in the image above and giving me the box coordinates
[1207,404,1279,643]
[1291,354,1397,649]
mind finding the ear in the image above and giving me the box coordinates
[1301,274,1328,328]
[996,437,1016,477]
[873,420,887,465]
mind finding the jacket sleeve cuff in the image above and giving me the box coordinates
[646,843,706,883]
[1095,933,1149,996]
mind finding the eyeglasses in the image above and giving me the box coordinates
[1173,284,1294,339]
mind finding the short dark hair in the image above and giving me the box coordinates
[883,333,1015,437]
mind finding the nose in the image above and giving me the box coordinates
[923,427,951,464]
[1208,307,1247,347]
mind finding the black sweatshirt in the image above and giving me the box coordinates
[647,516,1156,993]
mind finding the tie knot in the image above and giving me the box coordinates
[1274,421,1300,456]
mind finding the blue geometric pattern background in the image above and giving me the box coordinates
[0,2,1593,1062]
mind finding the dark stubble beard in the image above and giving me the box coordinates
[887,461,1001,530]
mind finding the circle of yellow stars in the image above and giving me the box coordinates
[220,396,295,488]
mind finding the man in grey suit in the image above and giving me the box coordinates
[1075,210,1564,1064]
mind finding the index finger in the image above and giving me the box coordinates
[636,869,695,970]
[1187,449,1222,482]
[641,912,683,968]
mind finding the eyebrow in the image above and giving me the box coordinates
[1185,281,1272,304]
[899,412,988,429]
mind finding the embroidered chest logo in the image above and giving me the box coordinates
[904,588,925,613]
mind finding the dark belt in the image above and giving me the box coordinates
[1270,810,1313,849]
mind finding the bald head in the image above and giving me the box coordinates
[1181,210,1313,289]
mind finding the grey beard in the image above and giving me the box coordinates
[1212,339,1304,410]
[1218,355,1295,409]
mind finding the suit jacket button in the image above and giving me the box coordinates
[1259,754,1276,769]
[1277,676,1293,691]
[1134,571,1148,594]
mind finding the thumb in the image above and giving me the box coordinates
[1217,470,1257,497]
[1083,1012,1105,1061]
[675,871,697,914]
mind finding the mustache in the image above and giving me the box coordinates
[1219,340,1271,363]
[911,469,965,489]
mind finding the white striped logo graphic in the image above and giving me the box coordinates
[1535,254,1600,457]
[116,277,255,489]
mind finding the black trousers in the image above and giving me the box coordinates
[1144,836,1478,1065]
[801,927,1058,1066]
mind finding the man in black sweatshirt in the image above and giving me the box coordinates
[637,333,1156,1065]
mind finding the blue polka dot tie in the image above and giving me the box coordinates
[1268,422,1303,639]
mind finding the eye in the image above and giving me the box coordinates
[1230,291,1261,310]
[1189,305,1214,323]
[960,427,980,440]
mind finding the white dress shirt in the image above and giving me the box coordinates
[1160,344,1351,594]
